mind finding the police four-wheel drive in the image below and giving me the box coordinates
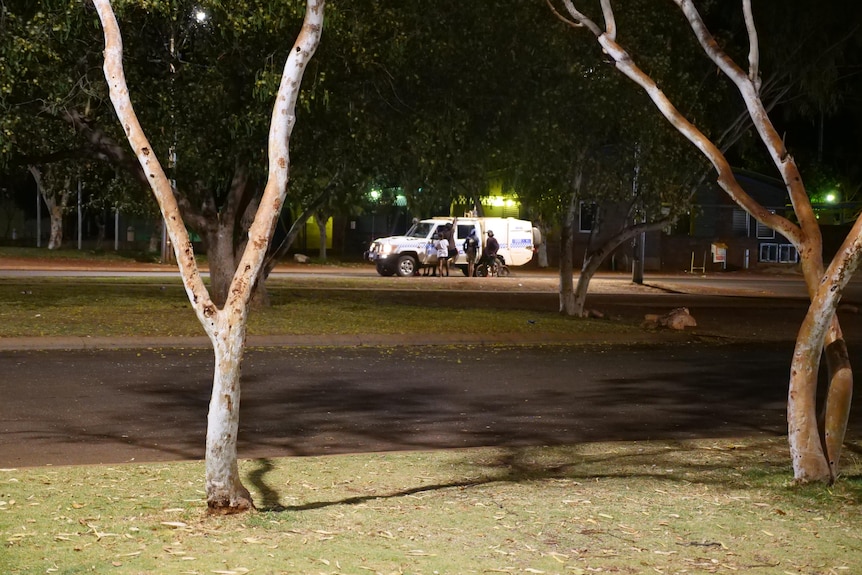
[366,217,541,277]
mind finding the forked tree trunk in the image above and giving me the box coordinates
[29,166,70,250]
[574,219,671,317]
[95,0,325,512]
[554,0,856,483]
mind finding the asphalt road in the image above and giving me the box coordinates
[4,342,860,468]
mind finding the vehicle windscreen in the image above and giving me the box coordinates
[406,222,435,239]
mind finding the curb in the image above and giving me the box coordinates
[0,331,695,352]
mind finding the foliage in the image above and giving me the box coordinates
[513,0,729,229]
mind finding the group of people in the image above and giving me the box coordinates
[424,222,499,277]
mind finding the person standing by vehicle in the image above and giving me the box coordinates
[483,230,500,276]
[424,237,438,276]
[435,232,449,277]
[463,228,480,276]
[444,221,458,275]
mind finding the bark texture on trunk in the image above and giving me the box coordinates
[205,317,253,512]
[47,202,64,250]
[823,338,853,476]
[315,212,328,261]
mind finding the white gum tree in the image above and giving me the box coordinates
[93,0,325,512]
[549,0,860,484]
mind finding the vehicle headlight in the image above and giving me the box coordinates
[380,243,394,255]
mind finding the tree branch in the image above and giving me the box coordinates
[672,0,817,252]
[61,108,150,189]
[743,0,761,92]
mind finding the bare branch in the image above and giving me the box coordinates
[545,0,583,30]
[600,0,617,41]
[559,0,603,36]
[743,0,761,92]
[593,32,801,246]
[93,0,212,319]
[673,0,817,260]
[225,0,325,311]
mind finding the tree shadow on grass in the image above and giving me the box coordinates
[248,436,862,514]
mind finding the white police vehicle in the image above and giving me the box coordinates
[367,216,540,276]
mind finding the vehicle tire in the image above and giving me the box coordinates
[475,264,488,277]
[376,262,395,276]
[396,255,417,277]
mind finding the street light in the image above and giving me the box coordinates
[162,7,209,263]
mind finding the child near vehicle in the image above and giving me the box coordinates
[424,238,438,276]
[434,233,449,277]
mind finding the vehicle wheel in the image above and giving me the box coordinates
[458,265,470,276]
[376,263,395,276]
[475,264,488,277]
[498,266,511,277]
[396,255,417,277]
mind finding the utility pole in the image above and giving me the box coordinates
[77,177,82,250]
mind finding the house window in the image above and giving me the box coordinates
[731,209,749,237]
[778,244,799,263]
[756,211,775,239]
[579,202,597,233]
[760,243,798,263]
[759,243,777,262]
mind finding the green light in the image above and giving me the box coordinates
[825,193,837,203]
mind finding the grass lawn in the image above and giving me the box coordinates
[3,438,861,575]
[0,277,638,339]
[1,256,859,573]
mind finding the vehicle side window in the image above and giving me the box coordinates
[456,224,473,241]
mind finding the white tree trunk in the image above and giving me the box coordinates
[95,0,325,512]
[205,315,252,510]
[555,0,855,483]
